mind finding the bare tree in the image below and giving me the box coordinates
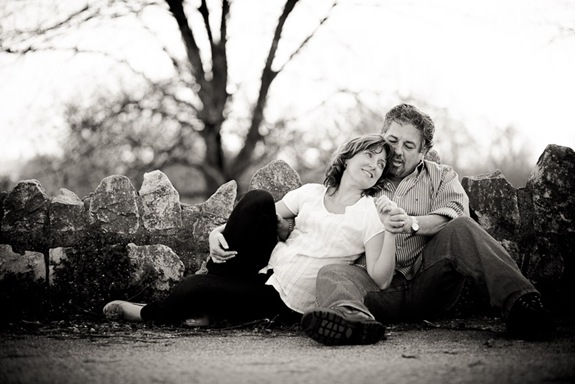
[1,0,337,198]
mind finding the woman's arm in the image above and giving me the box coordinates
[209,200,296,260]
[365,231,396,289]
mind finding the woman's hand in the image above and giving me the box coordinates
[375,196,408,233]
[208,226,237,263]
[375,196,396,221]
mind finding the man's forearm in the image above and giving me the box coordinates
[412,214,450,236]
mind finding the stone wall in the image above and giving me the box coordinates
[462,144,575,313]
[0,144,573,322]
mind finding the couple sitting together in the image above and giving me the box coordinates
[104,103,553,345]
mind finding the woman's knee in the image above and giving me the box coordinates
[228,189,275,222]
[241,189,274,206]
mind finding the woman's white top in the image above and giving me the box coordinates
[265,183,384,314]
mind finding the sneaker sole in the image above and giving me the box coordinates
[301,309,385,346]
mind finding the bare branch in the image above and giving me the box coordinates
[198,0,215,48]
[209,0,229,112]
[165,0,207,88]
[21,5,92,36]
[131,9,187,80]
[275,0,338,74]
[2,2,155,54]
[230,0,299,176]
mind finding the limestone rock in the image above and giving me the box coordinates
[0,180,49,252]
[48,247,68,283]
[0,244,45,281]
[199,180,237,220]
[523,144,574,285]
[49,188,87,247]
[0,191,7,229]
[87,175,140,235]
[0,244,49,322]
[126,243,184,292]
[248,160,301,202]
[139,170,182,232]
[182,181,237,251]
[462,170,521,241]
[173,181,237,272]
[527,144,575,234]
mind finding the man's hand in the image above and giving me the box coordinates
[277,214,293,241]
[208,226,237,263]
[375,196,409,234]
[375,195,397,218]
[385,207,410,234]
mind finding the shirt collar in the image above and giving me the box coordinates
[383,160,426,191]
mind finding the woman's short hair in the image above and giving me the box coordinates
[324,133,394,196]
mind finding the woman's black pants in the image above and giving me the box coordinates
[140,190,297,324]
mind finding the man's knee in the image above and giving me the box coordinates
[435,216,488,243]
[444,216,480,232]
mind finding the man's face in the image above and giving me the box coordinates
[383,121,425,179]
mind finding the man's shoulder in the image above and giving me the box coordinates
[421,160,462,187]
[423,159,456,174]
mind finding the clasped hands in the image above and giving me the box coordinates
[375,195,412,234]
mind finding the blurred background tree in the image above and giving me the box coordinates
[2,0,338,200]
[1,0,551,198]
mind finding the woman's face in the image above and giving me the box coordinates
[344,147,388,189]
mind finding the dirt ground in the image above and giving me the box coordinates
[1,316,574,384]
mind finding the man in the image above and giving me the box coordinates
[300,103,553,345]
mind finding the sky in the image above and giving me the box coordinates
[1,0,574,180]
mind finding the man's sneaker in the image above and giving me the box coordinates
[506,292,554,340]
[301,307,385,346]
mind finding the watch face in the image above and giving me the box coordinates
[412,222,419,231]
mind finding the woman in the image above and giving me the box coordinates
[104,134,397,333]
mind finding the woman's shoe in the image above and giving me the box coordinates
[103,300,145,322]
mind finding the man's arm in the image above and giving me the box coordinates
[277,216,295,241]
[208,224,237,263]
[408,164,469,235]
[405,214,449,236]
[275,200,295,241]
[380,207,449,236]
[378,164,467,235]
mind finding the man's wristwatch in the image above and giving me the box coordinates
[410,217,420,235]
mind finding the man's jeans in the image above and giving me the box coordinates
[315,217,538,323]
